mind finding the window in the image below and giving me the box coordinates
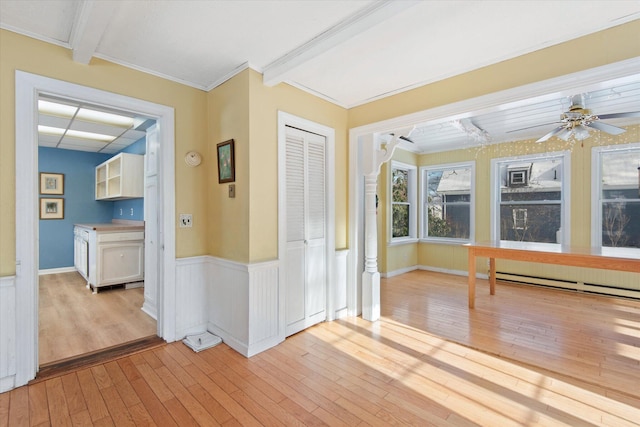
[390,161,417,242]
[592,143,640,251]
[421,162,474,242]
[492,152,569,244]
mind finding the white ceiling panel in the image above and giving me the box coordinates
[95,0,373,89]
[0,0,77,45]
[284,1,640,107]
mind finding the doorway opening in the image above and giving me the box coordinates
[15,71,176,386]
[37,95,158,365]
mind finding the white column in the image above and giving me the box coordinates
[360,133,406,322]
[362,174,381,321]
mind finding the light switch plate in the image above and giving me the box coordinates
[229,184,235,198]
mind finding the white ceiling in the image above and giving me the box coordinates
[1,0,640,153]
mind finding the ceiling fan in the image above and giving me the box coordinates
[512,94,640,143]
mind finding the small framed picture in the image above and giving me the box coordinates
[40,172,64,195]
[40,198,64,220]
[217,139,235,184]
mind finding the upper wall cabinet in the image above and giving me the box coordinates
[96,153,144,200]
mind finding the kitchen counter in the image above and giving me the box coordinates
[74,220,144,232]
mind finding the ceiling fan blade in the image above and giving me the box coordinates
[536,126,565,143]
[587,121,626,135]
[597,111,640,120]
[507,122,561,133]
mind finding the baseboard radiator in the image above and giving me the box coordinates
[495,272,640,300]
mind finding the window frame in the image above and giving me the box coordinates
[420,161,475,244]
[591,142,640,254]
[389,161,418,245]
[490,151,571,245]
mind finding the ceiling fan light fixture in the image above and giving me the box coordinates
[556,128,573,141]
[573,124,591,141]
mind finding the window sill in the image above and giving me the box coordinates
[388,237,418,247]
[420,238,471,245]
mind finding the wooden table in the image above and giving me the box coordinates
[465,241,640,308]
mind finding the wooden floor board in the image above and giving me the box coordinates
[4,270,640,425]
[38,272,157,366]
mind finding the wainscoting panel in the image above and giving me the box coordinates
[174,256,209,339]
[334,249,349,319]
[207,257,250,353]
[247,261,281,356]
[0,276,16,393]
[205,257,282,357]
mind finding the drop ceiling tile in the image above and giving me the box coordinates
[39,113,71,129]
[59,137,108,151]
[68,119,127,137]
[38,134,60,145]
[120,128,146,141]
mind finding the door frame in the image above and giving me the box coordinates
[277,111,335,339]
[14,71,176,386]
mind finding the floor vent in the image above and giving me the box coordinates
[496,272,640,300]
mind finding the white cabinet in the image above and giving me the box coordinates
[74,225,145,293]
[95,153,144,200]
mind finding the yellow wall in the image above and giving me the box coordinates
[207,69,349,263]
[248,70,349,262]
[0,30,209,275]
[207,70,251,262]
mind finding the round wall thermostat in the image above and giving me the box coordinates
[184,151,202,167]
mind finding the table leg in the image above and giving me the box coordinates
[468,249,476,309]
[489,257,496,295]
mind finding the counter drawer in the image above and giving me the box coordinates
[97,231,144,242]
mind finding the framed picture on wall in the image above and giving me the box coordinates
[217,139,235,183]
[40,172,64,195]
[40,198,64,220]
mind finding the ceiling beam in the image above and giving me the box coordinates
[262,0,419,87]
[69,0,119,64]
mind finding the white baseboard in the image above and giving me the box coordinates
[0,375,15,393]
[38,266,76,275]
[381,265,418,278]
[419,265,488,280]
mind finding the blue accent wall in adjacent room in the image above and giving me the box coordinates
[39,147,113,270]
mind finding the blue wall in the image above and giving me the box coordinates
[39,147,113,269]
[39,137,147,270]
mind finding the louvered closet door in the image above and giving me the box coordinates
[285,126,326,337]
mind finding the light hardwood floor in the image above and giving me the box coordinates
[39,272,157,365]
[2,270,638,426]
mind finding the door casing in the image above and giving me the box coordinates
[14,71,176,386]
